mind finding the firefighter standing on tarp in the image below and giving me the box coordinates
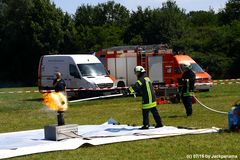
[180,62,196,116]
[128,66,163,129]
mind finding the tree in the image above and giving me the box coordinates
[144,0,190,48]
[188,10,218,26]
[74,1,129,51]
[225,21,240,78]
[59,13,79,53]
[74,5,96,26]
[0,0,67,84]
[124,7,152,44]
[75,1,129,27]
[96,1,129,26]
[219,0,240,24]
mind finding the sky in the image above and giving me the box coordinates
[51,0,229,14]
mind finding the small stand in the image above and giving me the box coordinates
[44,111,79,141]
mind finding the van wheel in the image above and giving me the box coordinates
[117,81,125,87]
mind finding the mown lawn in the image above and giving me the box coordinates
[0,84,240,160]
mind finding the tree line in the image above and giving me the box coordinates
[0,0,239,86]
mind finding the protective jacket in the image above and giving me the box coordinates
[53,79,66,92]
[129,74,156,109]
[181,69,196,96]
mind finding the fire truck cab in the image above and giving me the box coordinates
[173,55,213,91]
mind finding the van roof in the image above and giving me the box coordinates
[43,54,100,64]
[174,55,196,64]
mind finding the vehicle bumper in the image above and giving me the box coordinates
[195,82,213,90]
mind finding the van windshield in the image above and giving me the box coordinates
[180,63,204,73]
[77,63,107,77]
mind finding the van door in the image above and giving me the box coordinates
[68,64,82,89]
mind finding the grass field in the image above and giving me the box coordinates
[0,84,240,160]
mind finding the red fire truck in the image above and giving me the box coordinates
[96,44,212,102]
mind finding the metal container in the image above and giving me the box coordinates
[228,105,240,131]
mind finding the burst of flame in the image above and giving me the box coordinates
[43,92,68,111]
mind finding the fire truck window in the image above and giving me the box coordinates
[174,67,182,73]
[166,66,172,73]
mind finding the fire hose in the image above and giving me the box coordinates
[193,96,228,114]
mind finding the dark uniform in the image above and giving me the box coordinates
[180,69,196,116]
[53,79,66,92]
[129,73,163,129]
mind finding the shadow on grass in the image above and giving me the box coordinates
[162,115,186,119]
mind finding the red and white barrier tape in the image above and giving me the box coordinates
[39,87,128,93]
[0,90,39,94]
[0,79,239,94]
[0,87,128,94]
[213,79,240,85]
[214,82,240,85]
[213,78,240,82]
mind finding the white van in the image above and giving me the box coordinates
[38,54,114,94]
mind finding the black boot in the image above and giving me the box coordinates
[139,125,149,130]
[155,123,163,128]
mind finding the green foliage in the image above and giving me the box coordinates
[124,7,152,44]
[74,1,128,51]
[75,1,129,27]
[219,0,240,24]
[188,10,218,27]
[0,0,68,83]
[190,52,233,79]
[0,0,240,85]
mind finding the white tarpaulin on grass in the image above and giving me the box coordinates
[0,120,219,159]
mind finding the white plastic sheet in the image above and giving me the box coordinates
[0,121,219,159]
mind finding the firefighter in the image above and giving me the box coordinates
[180,62,196,116]
[128,66,163,129]
[53,72,66,92]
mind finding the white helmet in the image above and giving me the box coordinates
[182,62,192,69]
[134,66,145,74]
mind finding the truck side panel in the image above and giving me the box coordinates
[116,57,127,84]
[107,58,116,78]
[148,56,163,83]
[126,57,137,86]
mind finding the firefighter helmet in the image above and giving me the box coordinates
[182,62,192,69]
[134,66,145,74]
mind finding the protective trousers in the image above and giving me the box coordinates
[142,107,162,126]
[182,96,193,116]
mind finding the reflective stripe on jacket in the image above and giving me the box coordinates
[129,75,156,109]
[181,69,196,97]
[182,79,194,96]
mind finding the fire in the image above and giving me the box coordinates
[43,92,68,111]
